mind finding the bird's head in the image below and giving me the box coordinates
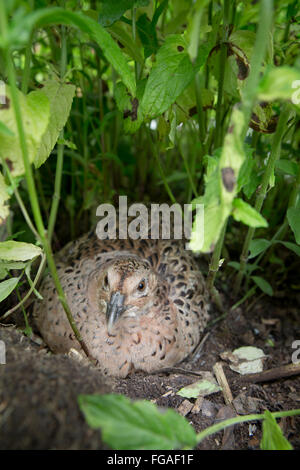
[97,256,159,335]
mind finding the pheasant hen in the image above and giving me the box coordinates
[33,230,209,377]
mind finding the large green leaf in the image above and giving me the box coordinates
[232,199,268,228]
[0,241,42,261]
[6,8,136,96]
[261,410,293,450]
[78,394,197,450]
[0,87,50,176]
[189,109,247,253]
[141,35,196,119]
[249,238,271,259]
[251,276,273,296]
[257,66,300,106]
[287,207,300,245]
[0,277,20,303]
[34,80,75,168]
[98,0,149,27]
[108,23,144,64]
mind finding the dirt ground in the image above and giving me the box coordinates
[0,281,300,450]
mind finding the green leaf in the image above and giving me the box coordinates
[177,379,221,399]
[232,199,268,228]
[0,277,20,303]
[189,109,248,252]
[78,393,197,450]
[0,241,42,261]
[137,13,158,59]
[0,120,14,137]
[249,238,271,259]
[275,159,299,176]
[251,276,273,296]
[34,80,75,168]
[98,0,149,27]
[0,260,26,281]
[261,410,293,450]
[287,207,300,244]
[141,35,195,120]
[0,87,50,176]
[108,23,144,64]
[227,261,240,271]
[276,240,300,257]
[9,8,136,96]
[115,79,145,133]
[257,66,300,105]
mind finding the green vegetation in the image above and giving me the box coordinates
[0,0,299,450]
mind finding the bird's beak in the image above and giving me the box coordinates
[106,291,125,334]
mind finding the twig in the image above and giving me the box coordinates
[213,361,233,405]
[238,362,300,384]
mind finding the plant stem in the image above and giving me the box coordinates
[251,163,300,270]
[0,3,93,360]
[194,72,206,151]
[147,127,177,204]
[214,0,230,148]
[21,33,33,94]
[196,408,300,445]
[234,105,291,296]
[206,220,227,311]
[48,22,67,242]
[239,0,274,140]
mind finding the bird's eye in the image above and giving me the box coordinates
[103,274,109,289]
[137,279,146,291]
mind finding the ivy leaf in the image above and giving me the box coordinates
[78,393,197,450]
[261,410,293,450]
[232,199,268,228]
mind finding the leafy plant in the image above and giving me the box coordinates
[78,393,300,450]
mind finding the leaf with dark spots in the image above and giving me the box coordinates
[0,96,10,110]
[5,159,14,172]
[236,54,249,80]
[221,167,236,192]
[250,102,279,134]
[131,97,139,121]
[123,109,131,119]
[123,97,139,121]
[189,106,197,117]
[226,44,234,57]
[177,45,184,52]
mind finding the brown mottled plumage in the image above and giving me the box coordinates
[33,230,209,377]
